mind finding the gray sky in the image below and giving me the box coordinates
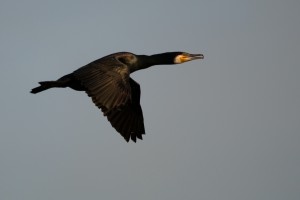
[1,0,299,199]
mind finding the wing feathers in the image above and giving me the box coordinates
[103,79,145,142]
[74,65,130,110]
[73,58,145,142]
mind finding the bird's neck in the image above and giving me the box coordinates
[134,53,174,72]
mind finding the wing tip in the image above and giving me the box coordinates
[123,132,145,143]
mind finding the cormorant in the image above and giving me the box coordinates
[31,52,204,142]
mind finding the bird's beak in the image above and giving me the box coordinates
[175,53,204,64]
[189,54,204,60]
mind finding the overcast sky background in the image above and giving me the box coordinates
[1,0,299,200]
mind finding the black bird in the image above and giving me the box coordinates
[31,52,204,142]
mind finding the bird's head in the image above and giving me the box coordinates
[173,52,204,64]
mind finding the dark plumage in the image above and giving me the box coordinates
[31,51,204,142]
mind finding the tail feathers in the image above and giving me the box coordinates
[31,81,59,94]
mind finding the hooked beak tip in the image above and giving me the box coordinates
[191,54,204,60]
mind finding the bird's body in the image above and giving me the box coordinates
[31,51,204,142]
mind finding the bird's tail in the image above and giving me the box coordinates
[31,81,60,94]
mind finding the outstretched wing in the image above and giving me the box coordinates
[73,60,145,142]
[102,78,145,142]
[73,62,131,110]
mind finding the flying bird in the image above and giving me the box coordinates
[31,51,204,142]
